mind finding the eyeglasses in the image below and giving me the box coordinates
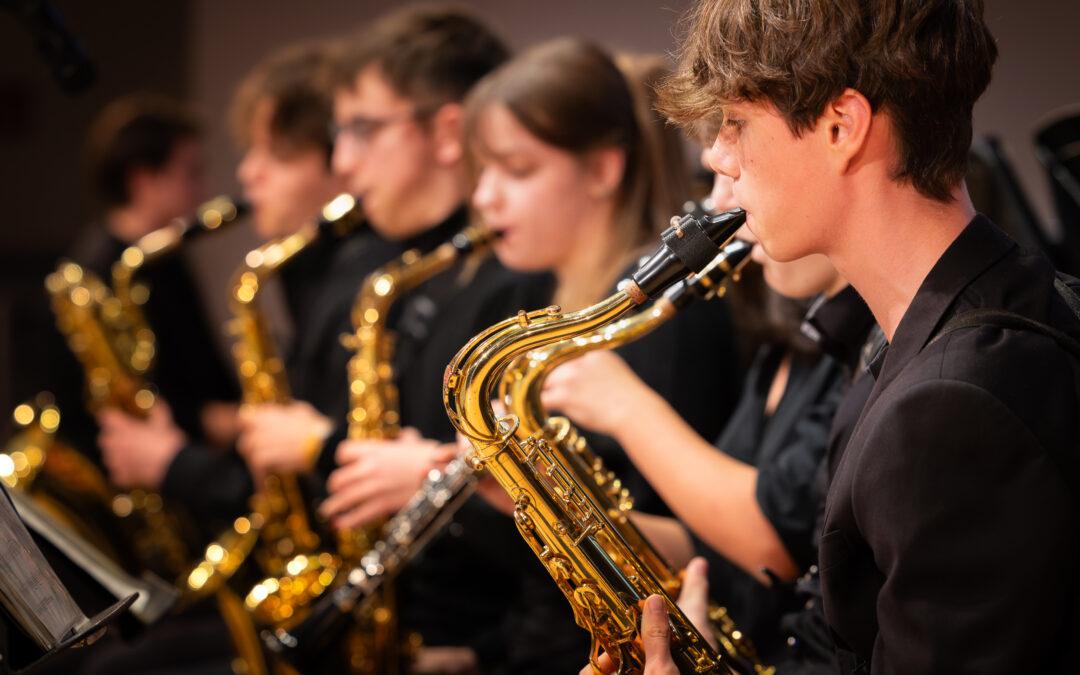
[330,109,429,145]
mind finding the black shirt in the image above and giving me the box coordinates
[697,286,873,662]
[820,215,1080,674]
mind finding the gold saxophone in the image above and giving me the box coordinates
[37,194,248,580]
[184,194,363,608]
[500,240,773,674]
[444,209,747,674]
[45,261,193,579]
[255,224,493,673]
[39,196,270,675]
[112,195,248,320]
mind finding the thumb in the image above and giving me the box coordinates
[151,399,173,424]
[640,595,674,665]
[678,557,716,649]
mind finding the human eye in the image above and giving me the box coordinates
[502,156,536,178]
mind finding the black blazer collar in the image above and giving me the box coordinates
[868,214,1016,389]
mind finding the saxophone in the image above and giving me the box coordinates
[443,209,746,675]
[261,225,493,671]
[501,239,772,674]
[184,194,363,604]
[38,195,248,581]
[45,261,193,579]
[112,194,248,321]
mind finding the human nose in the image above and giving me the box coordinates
[331,134,357,178]
[707,134,739,182]
[471,168,500,214]
[236,149,260,189]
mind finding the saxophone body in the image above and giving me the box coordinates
[501,240,772,674]
[443,210,746,674]
[185,194,363,603]
[258,225,492,673]
[45,261,193,579]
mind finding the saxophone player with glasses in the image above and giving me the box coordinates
[270,8,552,672]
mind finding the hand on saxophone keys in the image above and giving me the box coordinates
[580,594,681,675]
[236,401,332,482]
[321,428,457,530]
[98,400,186,490]
[581,557,714,675]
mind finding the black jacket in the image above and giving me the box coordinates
[821,216,1080,674]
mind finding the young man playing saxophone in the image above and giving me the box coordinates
[588,1,1080,673]
[239,7,552,672]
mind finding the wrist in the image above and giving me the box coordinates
[301,420,334,472]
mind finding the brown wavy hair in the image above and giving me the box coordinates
[335,4,509,111]
[229,41,338,163]
[659,0,998,202]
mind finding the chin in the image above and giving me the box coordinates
[493,246,541,273]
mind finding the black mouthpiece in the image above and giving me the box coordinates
[631,208,746,299]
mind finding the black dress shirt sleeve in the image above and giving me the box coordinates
[836,381,1076,675]
[755,374,845,569]
[162,443,253,536]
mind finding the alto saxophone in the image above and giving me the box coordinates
[260,225,493,672]
[46,261,192,579]
[444,210,746,675]
[184,194,363,604]
[501,240,773,674]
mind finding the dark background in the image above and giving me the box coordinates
[1,0,1078,436]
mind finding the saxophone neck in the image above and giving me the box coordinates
[503,302,673,437]
[345,224,494,439]
[112,195,247,305]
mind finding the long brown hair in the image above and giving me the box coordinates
[465,38,687,257]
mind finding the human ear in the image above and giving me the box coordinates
[430,102,464,166]
[126,166,157,204]
[822,88,873,173]
[584,146,626,199]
